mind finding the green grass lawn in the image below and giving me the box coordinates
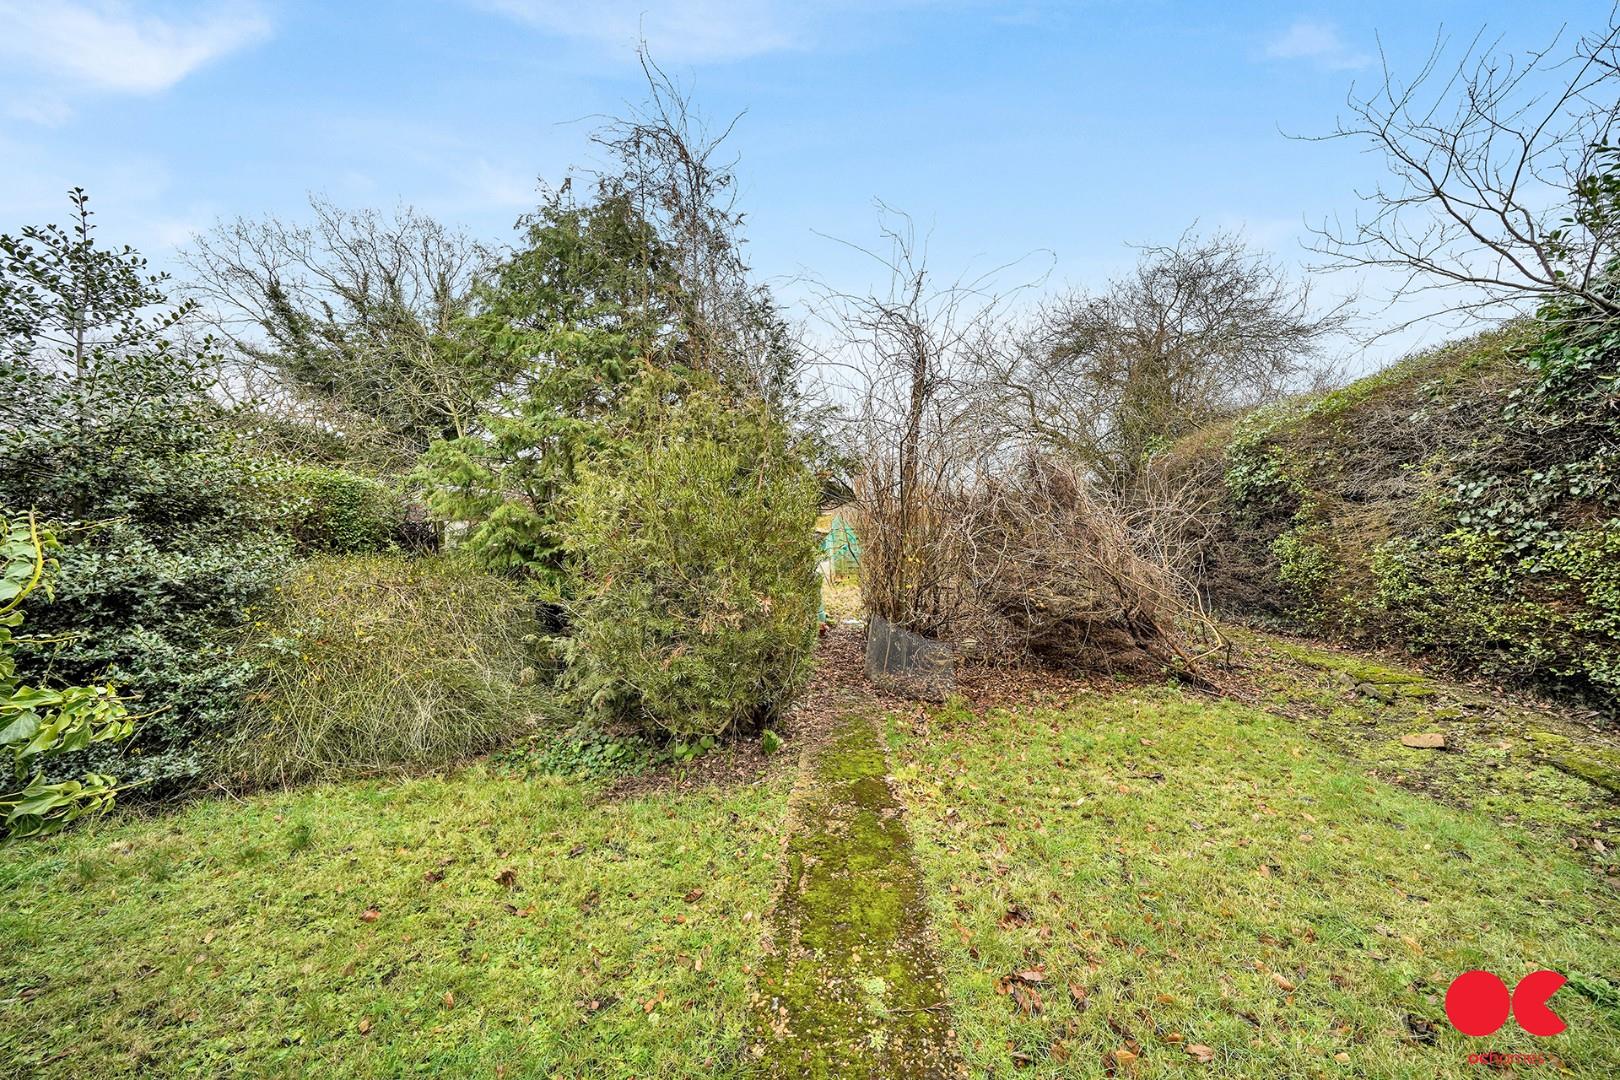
[6,644,1619,1079]
[1236,629,1620,867]
[0,766,789,1078]
[888,688,1620,1079]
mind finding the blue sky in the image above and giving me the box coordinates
[1,1,1613,372]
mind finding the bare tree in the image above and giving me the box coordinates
[185,197,489,466]
[589,48,799,403]
[979,230,1345,489]
[806,212,1221,679]
[804,209,1026,634]
[1307,14,1620,325]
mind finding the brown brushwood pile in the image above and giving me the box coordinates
[820,210,1224,683]
[945,458,1219,673]
[855,452,1222,679]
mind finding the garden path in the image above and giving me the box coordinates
[748,648,965,1078]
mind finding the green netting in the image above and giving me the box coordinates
[822,514,860,570]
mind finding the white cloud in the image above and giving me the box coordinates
[4,93,75,127]
[474,0,807,62]
[1264,19,1370,72]
[0,1,270,96]
[465,159,539,209]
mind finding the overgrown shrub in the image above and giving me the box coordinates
[560,389,820,739]
[1271,525,1335,613]
[271,463,404,553]
[0,383,283,790]
[217,554,542,789]
[2,512,132,839]
[414,193,675,584]
[1,194,287,788]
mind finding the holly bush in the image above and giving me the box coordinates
[2,512,131,840]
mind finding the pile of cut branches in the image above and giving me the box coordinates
[941,457,1221,676]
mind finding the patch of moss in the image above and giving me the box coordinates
[1263,636,1430,690]
[751,713,959,1078]
[1238,628,1620,866]
[1528,731,1620,796]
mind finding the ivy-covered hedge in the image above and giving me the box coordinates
[270,464,406,554]
[1155,315,1620,711]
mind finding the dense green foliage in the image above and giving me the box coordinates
[218,554,542,789]
[560,385,820,738]
[1368,305,1620,700]
[1161,304,1620,709]
[417,181,821,742]
[0,191,286,788]
[1,513,131,839]
[271,463,405,554]
[417,191,671,580]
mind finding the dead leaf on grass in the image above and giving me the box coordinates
[999,903,1033,930]
[1404,1014,1438,1045]
[1011,984,1043,1015]
[1107,1047,1139,1070]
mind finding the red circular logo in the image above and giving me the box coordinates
[1445,970,1511,1036]
[1512,970,1568,1037]
[1445,970,1567,1038]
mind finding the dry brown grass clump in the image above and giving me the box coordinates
[218,553,542,789]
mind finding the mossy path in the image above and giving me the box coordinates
[750,698,964,1078]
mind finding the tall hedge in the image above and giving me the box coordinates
[0,366,287,789]
[1154,314,1620,711]
[1,193,287,789]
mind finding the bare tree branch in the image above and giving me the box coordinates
[1305,12,1620,326]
